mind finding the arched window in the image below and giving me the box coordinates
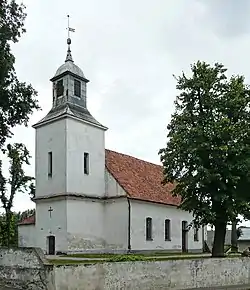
[165,219,171,241]
[146,217,153,240]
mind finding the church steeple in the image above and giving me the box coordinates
[31,17,107,255]
[33,28,106,130]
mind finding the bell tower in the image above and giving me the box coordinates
[32,23,108,253]
[33,35,107,198]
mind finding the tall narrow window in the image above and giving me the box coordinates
[165,219,171,241]
[48,152,52,177]
[56,79,64,97]
[146,217,153,241]
[84,152,89,175]
[74,79,81,97]
[194,227,199,242]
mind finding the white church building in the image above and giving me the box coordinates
[18,38,205,255]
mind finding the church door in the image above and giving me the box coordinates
[47,236,55,255]
[182,221,188,253]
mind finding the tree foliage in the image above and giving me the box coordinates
[0,208,35,246]
[0,0,40,147]
[159,61,250,257]
[0,0,39,247]
[0,143,35,246]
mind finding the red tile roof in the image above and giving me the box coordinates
[19,149,180,226]
[105,149,181,206]
[18,215,35,225]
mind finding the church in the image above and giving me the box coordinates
[18,37,205,255]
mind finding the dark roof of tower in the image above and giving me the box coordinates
[33,102,107,129]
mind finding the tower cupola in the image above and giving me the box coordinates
[33,37,106,130]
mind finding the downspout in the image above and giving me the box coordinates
[127,198,131,252]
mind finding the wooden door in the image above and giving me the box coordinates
[48,236,55,255]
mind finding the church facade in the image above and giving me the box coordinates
[18,38,205,254]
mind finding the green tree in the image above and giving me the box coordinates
[17,208,35,221]
[0,208,35,246]
[0,212,18,246]
[0,143,34,247]
[159,61,250,257]
[0,0,39,147]
[0,0,39,246]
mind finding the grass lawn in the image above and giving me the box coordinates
[48,259,104,265]
[62,251,206,259]
[49,252,241,266]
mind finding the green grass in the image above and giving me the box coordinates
[48,253,242,266]
[49,255,242,266]
[50,249,243,266]
[62,251,204,259]
[107,254,148,262]
[48,259,104,265]
[50,255,148,265]
[62,253,117,259]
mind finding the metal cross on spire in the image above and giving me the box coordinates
[65,15,75,62]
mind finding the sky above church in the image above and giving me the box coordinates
[3,0,250,214]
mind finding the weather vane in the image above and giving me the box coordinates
[65,15,75,62]
[67,15,75,40]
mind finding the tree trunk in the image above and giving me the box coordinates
[231,220,238,253]
[6,210,11,248]
[212,220,227,257]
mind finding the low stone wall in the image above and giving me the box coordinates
[0,247,53,290]
[54,257,250,289]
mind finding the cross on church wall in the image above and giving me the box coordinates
[48,206,53,218]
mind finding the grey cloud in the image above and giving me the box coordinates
[10,0,250,213]
[198,0,250,38]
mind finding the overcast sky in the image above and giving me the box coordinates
[4,0,250,216]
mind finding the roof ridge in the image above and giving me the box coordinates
[105,149,162,168]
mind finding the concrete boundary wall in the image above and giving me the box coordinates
[54,257,250,289]
[2,247,250,289]
[0,247,53,290]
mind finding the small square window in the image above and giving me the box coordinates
[74,79,81,97]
